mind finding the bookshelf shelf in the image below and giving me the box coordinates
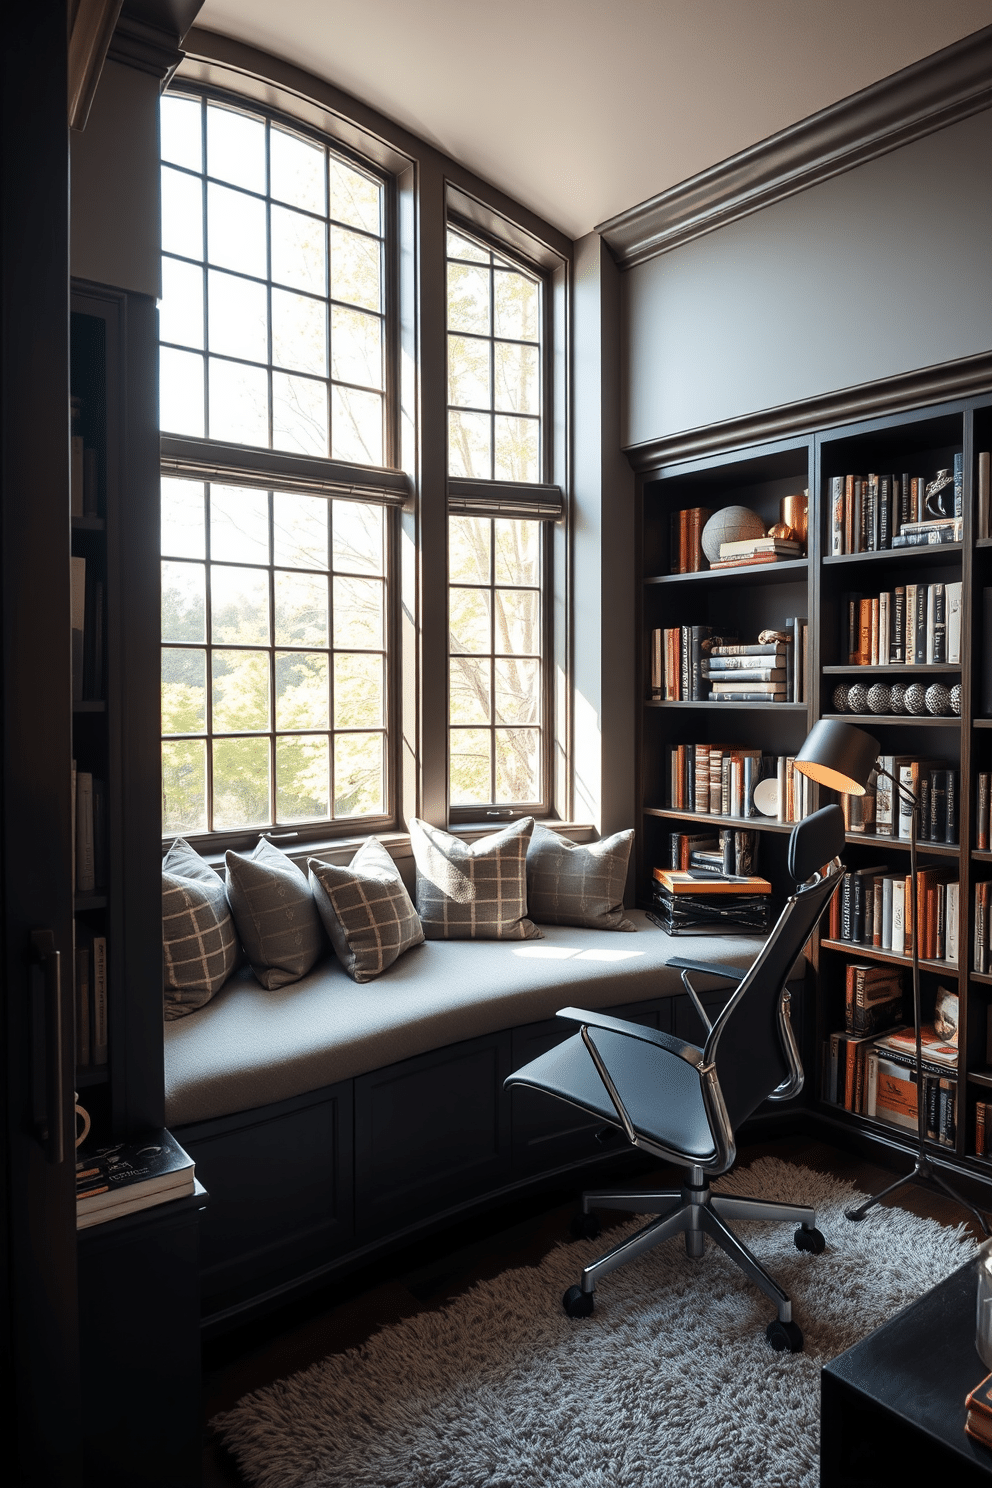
[820,938,959,978]
[844,834,959,856]
[645,558,808,589]
[74,893,107,912]
[72,700,106,714]
[821,712,962,727]
[822,545,963,569]
[973,851,992,862]
[975,719,992,730]
[75,1066,109,1089]
[967,1071,992,1089]
[646,700,808,711]
[822,664,961,675]
[643,805,796,835]
[71,515,105,533]
[971,971,992,986]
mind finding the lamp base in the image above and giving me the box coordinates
[845,1154,990,1233]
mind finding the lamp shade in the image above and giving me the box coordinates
[793,718,879,796]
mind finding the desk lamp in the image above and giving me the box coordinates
[794,718,988,1233]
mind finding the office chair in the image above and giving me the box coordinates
[505,804,845,1353]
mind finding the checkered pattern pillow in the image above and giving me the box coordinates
[308,838,424,983]
[162,838,238,1020]
[226,837,325,990]
[410,816,542,940]
[526,823,635,931]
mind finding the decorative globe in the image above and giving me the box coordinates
[700,505,766,563]
[904,682,927,715]
[950,684,962,716]
[847,683,869,714]
[832,684,849,713]
[889,683,907,714]
[867,684,891,715]
[925,683,951,716]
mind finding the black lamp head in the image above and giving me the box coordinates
[793,718,879,796]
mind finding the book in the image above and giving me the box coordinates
[75,770,95,894]
[70,555,86,704]
[652,868,771,895]
[873,1024,958,1068]
[965,1373,992,1447]
[979,451,991,540]
[92,933,108,1065]
[892,524,962,547]
[707,690,787,702]
[717,536,802,558]
[76,1128,195,1218]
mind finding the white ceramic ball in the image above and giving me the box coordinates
[950,684,962,716]
[832,685,849,713]
[925,683,951,716]
[904,683,927,715]
[700,505,766,563]
[867,684,891,715]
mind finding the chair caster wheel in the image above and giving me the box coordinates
[794,1224,825,1254]
[563,1285,594,1318]
[766,1318,804,1353]
[570,1210,600,1240]
[845,1206,868,1222]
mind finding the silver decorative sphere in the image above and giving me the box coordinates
[925,683,951,716]
[890,683,907,714]
[700,505,766,563]
[904,682,927,715]
[847,683,869,714]
[832,684,849,713]
[950,683,961,716]
[867,684,891,715]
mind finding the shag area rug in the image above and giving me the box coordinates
[212,1158,977,1488]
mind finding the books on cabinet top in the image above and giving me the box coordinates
[76,1128,194,1229]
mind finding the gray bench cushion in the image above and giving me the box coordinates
[164,911,781,1126]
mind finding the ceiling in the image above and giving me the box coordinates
[195,0,992,239]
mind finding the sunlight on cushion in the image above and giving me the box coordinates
[573,948,645,962]
[511,945,580,960]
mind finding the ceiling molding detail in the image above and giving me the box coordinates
[108,17,184,77]
[624,352,992,472]
[598,25,992,269]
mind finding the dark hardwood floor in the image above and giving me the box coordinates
[200,1134,989,1486]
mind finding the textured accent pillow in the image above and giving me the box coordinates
[162,838,238,1020]
[526,824,635,931]
[226,837,325,990]
[410,816,542,940]
[308,838,424,982]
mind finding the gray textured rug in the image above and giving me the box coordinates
[212,1158,977,1488]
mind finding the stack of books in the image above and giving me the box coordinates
[650,627,807,703]
[827,457,962,554]
[711,535,803,568]
[650,867,772,936]
[666,827,757,876]
[76,1128,195,1230]
[965,1372,992,1448]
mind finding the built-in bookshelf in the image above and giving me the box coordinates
[637,392,992,1195]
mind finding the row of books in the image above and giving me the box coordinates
[668,746,813,823]
[841,758,958,844]
[650,864,772,936]
[669,506,711,574]
[75,924,108,1068]
[840,582,962,666]
[70,555,105,703]
[827,458,962,555]
[665,827,758,876]
[72,761,106,895]
[827,865,960,964]
[826,1035,957,1144]
[76,1128,194,1230]
[650,630,807,704]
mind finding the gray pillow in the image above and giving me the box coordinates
[526,824,635,931]
[162,838,238,1020]
[410,816,542,940]
[226,837,325,989]
[308,838,424,982]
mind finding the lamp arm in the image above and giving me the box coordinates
[873,762,915,808]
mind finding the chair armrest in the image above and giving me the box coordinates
[666,956,750,984]
[556,1007,704,1068]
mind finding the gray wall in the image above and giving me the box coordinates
[622,108,992,448]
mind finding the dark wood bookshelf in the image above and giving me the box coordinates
[644,805,795,834]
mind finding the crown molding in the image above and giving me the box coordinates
[599,26,992,270]
[624,351,992,472]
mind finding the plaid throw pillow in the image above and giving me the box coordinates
[308,838,424,983]
[526,824,635,931]
[162,838,238,1020]
[226,837,325,990]
[410,816,542,940]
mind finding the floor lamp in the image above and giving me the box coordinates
[794,718,989,1234]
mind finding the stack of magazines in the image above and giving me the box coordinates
[76,1128,195,1229]
[650,867,773,936]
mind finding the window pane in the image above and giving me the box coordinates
[274,571,329,646]
[333,502,383,576]
[334,732,383,816]
[329,158,380,234]
[449,516,491,585]
[161,257,204,350]
[162,560,205,642]
[495,519,539,586]
[162,648,207,734]
[161,167,203,260]
[447,262,489,334]
[207,270,268,364]
[331,385,382,465]
[334,652,383,728]
[494,414,539,483]
[277,735,329,821]
[207,182,267,278]
[212,649,270,731]
[163,739,207,833]
[330,226,380,312]
[161,479,205,559]
[273,371,328,456]
[494,657,539,724]
[210,565,270,644]
[494,341,540,416]
[450,655,490,724]
[331,304,382,389]
[207,105,266,194]
[271,204,325,295]
[494,270,539,341]
[161,96,201,172]
[160,347,204,436]
[495,729,540,802]
[448,409,490,479]
[272,288,327,376]
[275,652,329,728]
[270,127,325,216]
[450,587,491,654]
[210,485,269,565]
[273,492,328,570]
[450,729,491,805]
[448,334,490,410]
[213,736,271,828]
[333,576,383,648]
[446,229,488,263]
[209,358,269,446]
[495,589,539,655]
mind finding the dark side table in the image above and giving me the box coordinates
[821,1257,992,1487]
